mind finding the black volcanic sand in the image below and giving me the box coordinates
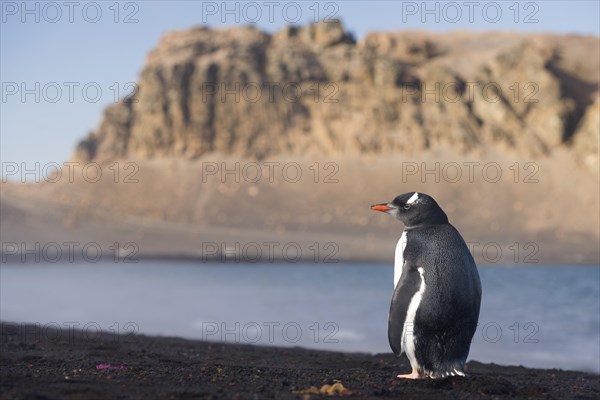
[1,323,598,399]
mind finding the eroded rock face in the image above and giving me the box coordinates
[571,94,600,170]
[73,21,600,167]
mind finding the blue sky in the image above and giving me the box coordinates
[2,0,599,170]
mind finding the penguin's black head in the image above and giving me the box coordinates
[370,192,449,228]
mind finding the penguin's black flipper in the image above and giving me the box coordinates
[387,261,421,356]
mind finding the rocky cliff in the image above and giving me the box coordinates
[73,21,600,169]
[2,22,598,264]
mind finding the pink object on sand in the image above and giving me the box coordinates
[96,364,127,370]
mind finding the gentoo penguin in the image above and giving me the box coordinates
[371,192,481,379]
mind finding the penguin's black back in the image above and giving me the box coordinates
[388,222,481,377]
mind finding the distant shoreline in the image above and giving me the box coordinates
[1,322,598,399]
[3,153,599,267]
[1,253,600,266]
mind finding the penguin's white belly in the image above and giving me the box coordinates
[393,231,407,289]
[401,267,426,365]
[393,230,427,366]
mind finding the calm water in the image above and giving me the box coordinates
[1,262,598,373]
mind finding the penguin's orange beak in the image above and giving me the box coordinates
[371,204,392,212]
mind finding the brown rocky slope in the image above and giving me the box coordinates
[73,21,599,168]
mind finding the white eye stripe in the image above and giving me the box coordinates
[406,192,419,204]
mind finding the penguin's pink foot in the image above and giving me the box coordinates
[396,370,423,379]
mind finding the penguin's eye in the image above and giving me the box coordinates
[403,204,411,210]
